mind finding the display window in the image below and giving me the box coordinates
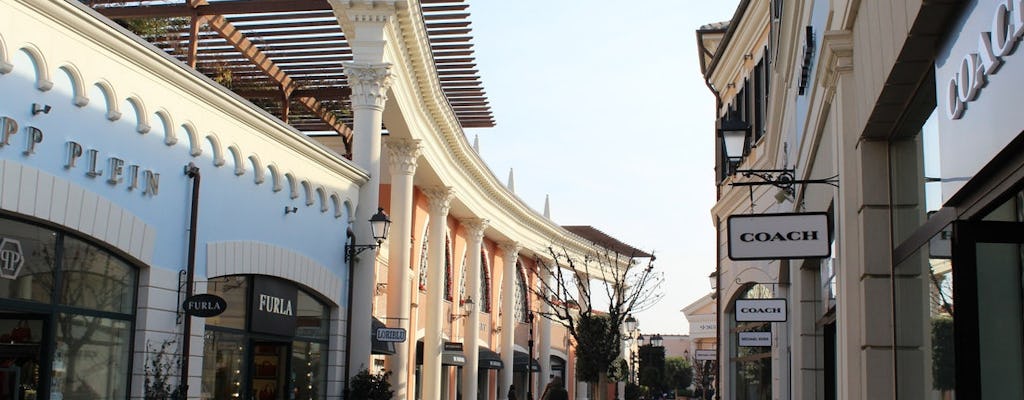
[0,216,138,400]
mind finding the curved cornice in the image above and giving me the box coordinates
[383,2,624,270]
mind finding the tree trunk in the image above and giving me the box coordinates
[594,374,608,400]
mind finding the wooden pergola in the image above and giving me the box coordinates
[85,0,494,157]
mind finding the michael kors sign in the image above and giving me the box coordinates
[728,213,831,260]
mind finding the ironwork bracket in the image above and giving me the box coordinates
[730,168,839,196]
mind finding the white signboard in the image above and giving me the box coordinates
[375,327,407,343]
[728,213,831,260]
[738,331,772,347]
[735,299,787,322]
[694,349,716,361]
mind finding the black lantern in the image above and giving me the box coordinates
[651,334,664,347]
[625,314,638,334]
[719,118,750,163]
[345,207,392,262]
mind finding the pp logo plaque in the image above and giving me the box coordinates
[0,238,24,280]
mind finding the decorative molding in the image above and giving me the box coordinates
[499,242,521,262]
[385,137,422,176]
[343,62,393,111]
[206,240,341,306]
[821,30,854,102]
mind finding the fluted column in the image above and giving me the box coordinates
[462,219,489,400]
[384,138,422,400]
[422,187,454,400]
[499,242,521,397]
[538,266,552,391]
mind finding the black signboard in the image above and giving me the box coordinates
[250,276,297,336]
[183,293,227,317]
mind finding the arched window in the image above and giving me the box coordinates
[444,235,453,301]
[480,250,491,313]
[418,224,429,292]
[513,262,529,323]
[732,283,773,400]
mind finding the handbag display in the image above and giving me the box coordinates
[256,360,276,377]
[258,383,276,400]
[9,321,31,343]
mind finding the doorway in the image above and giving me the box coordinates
[250,341,289,400]
[0,315,44,400]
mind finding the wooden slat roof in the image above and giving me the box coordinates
[562,226,653,259]
[85,0,495,151]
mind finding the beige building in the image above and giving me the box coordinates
[699,0,1023,399]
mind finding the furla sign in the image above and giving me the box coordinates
[728,213,830,260]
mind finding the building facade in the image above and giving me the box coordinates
[0,1,647,400]
[699,0,1023,399]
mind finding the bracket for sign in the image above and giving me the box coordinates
[730,168,838,209]
[176,269,187,325]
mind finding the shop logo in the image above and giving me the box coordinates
[946,0,1024,120]
[257,294,294,316]
[183,293,227,318]
[0,238,24,280]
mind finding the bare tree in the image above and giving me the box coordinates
[530,246,663,400]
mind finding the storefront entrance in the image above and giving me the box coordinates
[0,315,43,400]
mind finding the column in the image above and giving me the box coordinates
[422,186,454,400]
[343,60,393,384]
[337,4,395,385]
[499,242,521,397]
[462,218,489,400]
[538,267,552,391]
[385,138,422,400]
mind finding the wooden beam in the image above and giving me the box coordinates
[94,0,330,18]
[295,96,353,142]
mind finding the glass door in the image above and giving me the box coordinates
[250,341,289,400]
[951,220,1024,398]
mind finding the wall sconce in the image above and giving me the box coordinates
[32,103,51,116]
[744,53,754,60]
[450,296,475,322]
[345,208,392,262]
[284,206,298,215]
[493,325,502,333]
[726,83,736,89]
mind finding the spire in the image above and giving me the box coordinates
[473,134,480,153]
[507,168,515,193]
[544,194,551,218]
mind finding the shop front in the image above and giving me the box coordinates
[0,216,137,400]
[200,275,329,400]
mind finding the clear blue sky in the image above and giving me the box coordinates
[465,0,741,335]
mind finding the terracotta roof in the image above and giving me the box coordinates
[698,20,730,31]
[562,226,652,258]
[85,0,495,155]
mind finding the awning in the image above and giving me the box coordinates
[416,340,467,366]
[478,346,503,370]
[551,355,566,371]
[371,317,396,356]
[513,350,540,372]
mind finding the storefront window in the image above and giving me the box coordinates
[0,218,56,303]
[60,236,135,314]
[201,331,244,399]
[0,216,137,400]
[205,275,247,330]
[291,341,325,400]
[55,314,132,399]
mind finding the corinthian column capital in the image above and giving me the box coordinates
[385,138,423,175]
[422,186,455,216]
[462,218,490,241]
[499,242,521,262]
[343,62,393,111]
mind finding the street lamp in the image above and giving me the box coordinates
[708,271,718,291]
[449,296,475,322]
[718,118,750,165]
[527,312,535,400]
[624,314,639,384]
[345,207,392,262]
[650,334,664,348]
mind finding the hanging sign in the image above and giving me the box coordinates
[694,349,716,361]
[375,327,407,343]
[728,213,831,260]
[735,298,787,322]
[738,331,772,347]
[182,293,227,317]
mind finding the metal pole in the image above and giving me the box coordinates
[527,312,534,400]
[181,162,200,398]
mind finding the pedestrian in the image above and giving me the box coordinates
[544,377,568,400]
[507,384,516,400]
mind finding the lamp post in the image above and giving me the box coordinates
[624,314,639,384]
[342,207,391,398]
[718,118,750,170]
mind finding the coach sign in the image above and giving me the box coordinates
[728,213,830,260]
[735,299,787,322]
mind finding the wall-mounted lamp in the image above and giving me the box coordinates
[32,103,51,116]
[709,271,718,291]
[718,118,750,165]
[449,296,475,322]
[345,207,392,262]
[284,206,298,215]
[744,53,754,60]
[493,325,502,333]
[726,83,736,89]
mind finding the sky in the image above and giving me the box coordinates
[463,0,741,335]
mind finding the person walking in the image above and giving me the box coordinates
[507,384,516,400]
[542,377,568,400]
